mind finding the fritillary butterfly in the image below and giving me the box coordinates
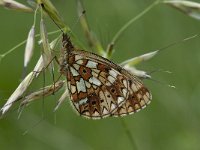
[60,34,152,119]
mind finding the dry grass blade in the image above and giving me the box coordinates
[20,80,65,107]
[33,55,44,77]
[0,29,61,63]
[1,73,35,115]
[120,51,158,79]
[0,56,44,115]
[38,0,67,31]
[40,18,53,67]
[120,50,158,66]
[164,0,200,20]
[0,0,33,12]
[49,36,61,50]
[54,86,69,112]
[24,26,35,67]
[124,66,151,79]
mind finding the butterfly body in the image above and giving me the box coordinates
[60,34,152,119]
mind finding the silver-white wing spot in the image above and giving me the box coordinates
[89,76,101,86]
[108,76,115,84]
[86,61,98,68]
[79,97,88,105]
[109,69,118,78]
[76,78,86,93]
[73,64,80,70]
[117,97,124,104]
[70,67,79,76]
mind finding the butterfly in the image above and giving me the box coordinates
[59,34,152,119]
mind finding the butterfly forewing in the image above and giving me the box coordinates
[64,51,131,119]
[60,34,152,119]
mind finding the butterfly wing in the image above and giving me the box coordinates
[112,81,152,117]
[62,49,151,119]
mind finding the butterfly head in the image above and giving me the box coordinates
[62,33,74,53]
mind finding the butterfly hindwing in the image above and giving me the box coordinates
[112,81,152,117]
[61,48,152,119]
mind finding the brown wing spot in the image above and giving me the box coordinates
[111,88,116,93]
[88,93,101,116]
[126,93,142,112]
[71,92,88,103]
[72,93,78,101]
[74,76,81,81]
[71,78,76,85]
[79,66,92,80]
[68,73,76,85]
[78,92,87,100]
[82,59,88,65]
[97,64,110,72]
[106,85,122,102]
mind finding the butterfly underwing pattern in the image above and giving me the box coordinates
[59,34,152,119]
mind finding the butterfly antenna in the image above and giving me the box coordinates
[148,68,172,75]
[149,77,176,89]
[158,34,199,53]
[72,8,86,31]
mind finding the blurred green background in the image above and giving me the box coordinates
[0,0,200,150]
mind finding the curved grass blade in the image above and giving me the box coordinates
[105,0,160,58]
[164,1,200,20]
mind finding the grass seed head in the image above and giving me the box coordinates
[24,26,35,67]
[0,0,33,12]
[165,0,200,20]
